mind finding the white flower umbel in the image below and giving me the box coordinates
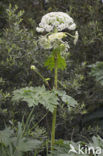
[37,12,78,50]
[38,32,70,51]
[36,12,76,32]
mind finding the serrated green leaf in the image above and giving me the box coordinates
[44,55,55,71]
[12,86,59,113]
[44,54,66,71]
[53,88,78,110]
[62,94,78,107]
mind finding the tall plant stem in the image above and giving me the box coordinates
[51,53,58,151]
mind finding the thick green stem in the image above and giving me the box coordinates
[51,53,58,151]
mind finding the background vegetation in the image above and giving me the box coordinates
[0,0,103,155]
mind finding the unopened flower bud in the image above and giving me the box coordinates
[30,65,36,70]
[48,32,66,41]
[74,31,79,45]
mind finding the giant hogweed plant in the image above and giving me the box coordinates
[12,12,79,151]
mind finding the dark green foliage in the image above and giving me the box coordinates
[82,109,103,127]
[0,122,42,156]
[89,62,103,86]
[0,4,37,89]
[82,61,103,128]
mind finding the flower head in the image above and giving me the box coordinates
[36,12,76,32]
[48,32,67,41]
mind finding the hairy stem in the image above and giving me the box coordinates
[51,53,58,151]
[32,69,51,89]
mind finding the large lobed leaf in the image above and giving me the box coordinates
[12,85,59,113]
[12,86,78,113]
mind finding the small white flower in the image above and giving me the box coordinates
[45,25,53,32]
[65,41,70,50]
[36,27,44,32]
[62,41,70,51]
[38,36,52,49]
[69,23,76,30]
